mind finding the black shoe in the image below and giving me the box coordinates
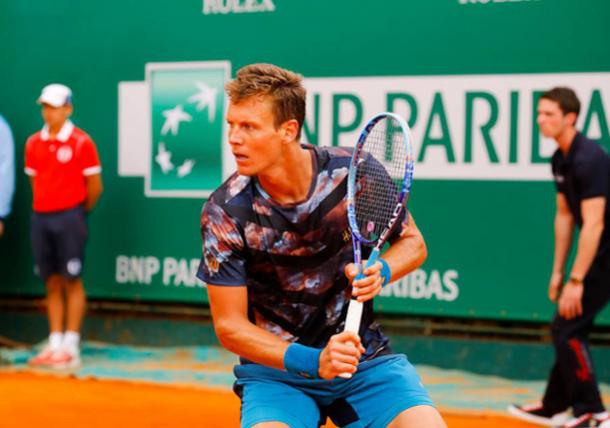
[507,403,569,426]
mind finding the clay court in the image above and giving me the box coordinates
[2,319,610,427]
[2,372,536,428]
[2,339,563,427]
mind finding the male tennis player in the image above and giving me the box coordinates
[509,88,610,428]
[198,63,446,428]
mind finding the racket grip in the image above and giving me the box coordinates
[339,249,382,379]
[344,299,363,334]
[339,299,363,379]
[363,248,381,271]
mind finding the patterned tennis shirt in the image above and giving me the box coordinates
[197,144,403,360]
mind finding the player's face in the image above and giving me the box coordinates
[537,99,575,139]
[41,104,72,129]
[226,96,284,176]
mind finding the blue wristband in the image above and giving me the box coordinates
[379,258,392,287]
[284,343,322,379]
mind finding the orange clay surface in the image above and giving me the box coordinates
[1,372,537,428]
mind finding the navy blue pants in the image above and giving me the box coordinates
[31,205,88,281]
[542,260,610,416]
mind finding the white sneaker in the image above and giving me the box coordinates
[594,412,610,428]
[507,403,570,426]
[28,346,56,366]
[47,346,81,369]
[561,412,610,427]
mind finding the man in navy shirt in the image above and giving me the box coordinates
[509,88,610,428]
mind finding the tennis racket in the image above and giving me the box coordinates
[340,112,414,378]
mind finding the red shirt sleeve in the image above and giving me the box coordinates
[78,135,102,176]
[24,137,37,176]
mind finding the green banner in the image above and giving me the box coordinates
[1,0,609,325]
[148,63,229,197]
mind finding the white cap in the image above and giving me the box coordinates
[37,84,73,107]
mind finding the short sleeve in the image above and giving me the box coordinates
[551,151,568,194]
[575,154,609,199]
[24,137,37,176]
[78,136,102,176]
[197,198,248,286]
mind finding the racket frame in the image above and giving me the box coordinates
[340,112,414,378]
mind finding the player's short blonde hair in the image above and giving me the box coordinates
[225,63,306,138]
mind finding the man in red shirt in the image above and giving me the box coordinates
[25,84,103,369]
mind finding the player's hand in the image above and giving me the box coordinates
[318,331,365,380]
[558,281,584,320]
[548,271,563,303]
[344,260,384,302]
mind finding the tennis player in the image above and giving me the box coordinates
[197,63,446,428]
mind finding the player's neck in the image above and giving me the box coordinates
[556,127,577,155]
[47,120,67,139]
[258,144,313,205]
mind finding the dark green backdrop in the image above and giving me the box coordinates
[1,0,609,324]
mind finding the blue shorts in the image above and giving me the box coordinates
[31,206,88,281]
[234,354,434,428]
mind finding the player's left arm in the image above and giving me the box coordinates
[346,212,427,302]
[80,136,103,212]
[559,196,605,319]
[570,197,606,281]
[559,151,609,319]
[84,173,103,211]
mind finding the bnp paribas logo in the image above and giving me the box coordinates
[118,61,234,198]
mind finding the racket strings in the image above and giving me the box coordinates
[354,117,409,241]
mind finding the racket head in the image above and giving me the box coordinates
[347,112,414,247]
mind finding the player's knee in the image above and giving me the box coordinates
[550,322,572,346]
[45,275,65,293]
[388,405,446,428]
[64,277,83,288]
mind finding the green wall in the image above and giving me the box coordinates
[1,0,609,324]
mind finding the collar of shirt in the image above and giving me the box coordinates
[40,120,74,142]
[555,131,583,169]
[566,132,584,162]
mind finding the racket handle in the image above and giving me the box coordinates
[344,299,363,334]
[363,248,381,271]
[339,299,363,379]
[350,248,382,287]
[339,249,381,379]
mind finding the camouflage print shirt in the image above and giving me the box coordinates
[197,144,397,360]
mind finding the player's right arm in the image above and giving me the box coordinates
[550,193,574,302]
[207,284,364,379]
[207,285,287,369]
[24,137,37,200]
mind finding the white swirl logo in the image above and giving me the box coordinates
[67,259,82,276]
[57,146,73,163]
